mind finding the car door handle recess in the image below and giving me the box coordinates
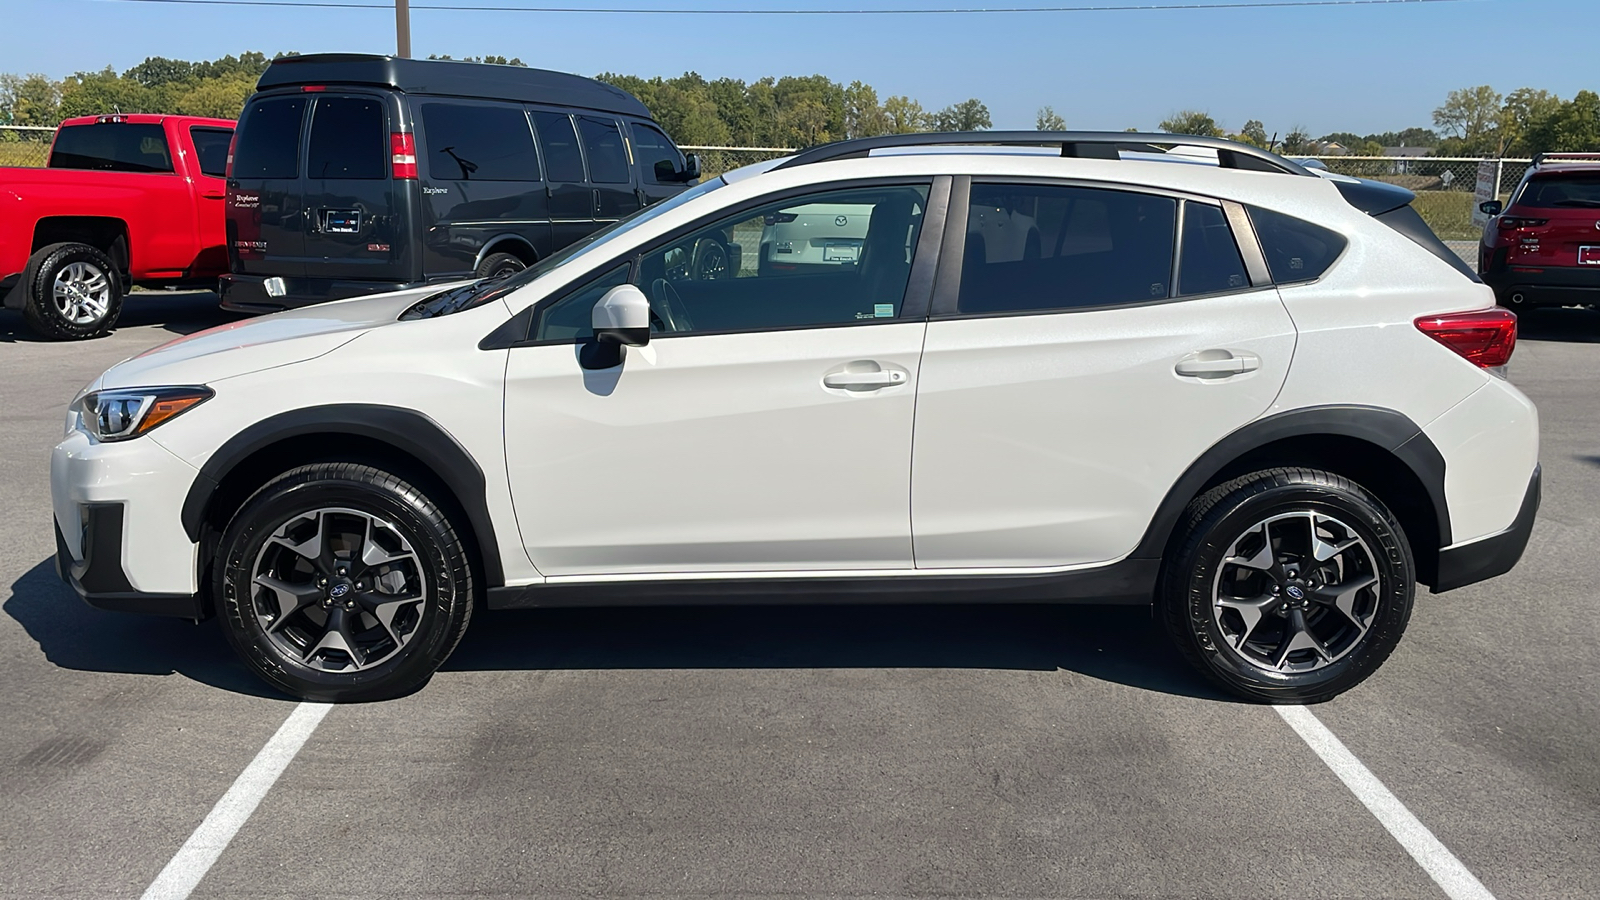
[823,362,907,390]
[1175,351,1261,378]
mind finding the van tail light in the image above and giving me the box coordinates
[1498,217,1547,230]
[225,129,239,178]
[391,132,417,179]
[1415,308,1517,368]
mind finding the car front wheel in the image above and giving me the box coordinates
[216,463,474,702]
[1160,468,1415,704]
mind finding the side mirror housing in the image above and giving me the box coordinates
[681,153,701,182]
[1480,200,1503,216]
[592,284,651,347]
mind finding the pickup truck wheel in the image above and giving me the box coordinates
[474,251,526,281]
[22,242,125,341]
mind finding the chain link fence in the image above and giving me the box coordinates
[680,145,794,179]
[0,125,56,167]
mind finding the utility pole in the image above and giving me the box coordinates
[395,0,411,58]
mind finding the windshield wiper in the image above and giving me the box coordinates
[400,281,484,320]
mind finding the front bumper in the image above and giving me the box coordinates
[219,272,421,313]
[55,506,204,619]
[1433,465,1540,593]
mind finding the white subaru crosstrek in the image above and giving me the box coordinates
[52,132,1539,703]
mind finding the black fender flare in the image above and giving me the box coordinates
[180,404,505,587]
[1130,404,1450,560]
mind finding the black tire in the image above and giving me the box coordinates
[21,242,125,340]
[1159,467,1415,704]
[215,463,474,702]
[474,251,527,281]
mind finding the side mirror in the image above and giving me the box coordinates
[592,284,651,347]
[681,153,701,182]
[1480,200,1503,216]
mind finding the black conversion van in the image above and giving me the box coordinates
[220,54,699,312]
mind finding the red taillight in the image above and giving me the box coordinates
[300,84,327,92]
[225,129,239,178]
[391,132,417,179]
[1498,217,1548,230]
[1415,308,1517,368]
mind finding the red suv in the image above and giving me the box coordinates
[1479,153,1600,309]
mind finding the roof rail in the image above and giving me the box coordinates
[1533,151,1600,167]
[771,131,1316,177]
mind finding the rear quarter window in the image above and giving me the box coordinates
[49,123,173,173]
[1246,206,1346,284]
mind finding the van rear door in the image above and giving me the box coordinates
[302,93,409,284]
[227,94,308,279]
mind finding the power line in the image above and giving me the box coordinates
[88,0,1480,15]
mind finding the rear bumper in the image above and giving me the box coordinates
[1432,465,1540,593]
[1482,256,1600,306]
[55,505,205,619]
[219,272,422,313]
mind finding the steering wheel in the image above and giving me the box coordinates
[649,278,694,333]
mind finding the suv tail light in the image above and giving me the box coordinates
[225,129,239,178]
[391,132,417,179]
[1415,308,1517,368]
[1497,216,1548,230]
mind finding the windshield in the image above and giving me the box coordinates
[402,176,727,319]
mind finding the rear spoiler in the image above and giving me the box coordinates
[1335,178,1480,283]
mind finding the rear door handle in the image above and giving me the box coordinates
[1175,351,1261,378]
[823,361,908,390]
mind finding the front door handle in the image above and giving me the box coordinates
[1175,351,1261,378]
[823,361,908,390]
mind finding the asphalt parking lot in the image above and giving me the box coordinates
[2,292,1597,899]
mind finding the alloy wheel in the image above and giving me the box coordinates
[250,507,429,672]
[51,261,113,325]
[1210,510,1382,675]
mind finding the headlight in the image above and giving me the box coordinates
[74,386,213,442]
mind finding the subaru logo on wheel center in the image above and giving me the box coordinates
[1285,585,1305,600]
[328,583,351,599]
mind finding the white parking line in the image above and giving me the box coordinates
[1275,705,1497,900]
[140,702,332,900]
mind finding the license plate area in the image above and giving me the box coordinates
[320,209,361,234]
[823,241,860,263]
[1580,245,1600,266]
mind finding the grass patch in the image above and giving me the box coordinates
[1410,191,1482,241]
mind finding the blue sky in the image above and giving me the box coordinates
[6,0,1592,138]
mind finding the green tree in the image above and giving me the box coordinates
[1238,119,1269,147]
[1524,90,1600,154]
[171,76,258,119]
[1499,87,1563,156]
[58,66,157,118]
[844,81,890,139]
[882,95,926,134]
[1035,105,1066,131]
[1433,85,1503,153]
[1159,110,1222,137]
[1280,127,1313,155]
[0,73,60,125]
[931,98,990,132]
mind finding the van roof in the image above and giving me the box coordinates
[256,53,652,119]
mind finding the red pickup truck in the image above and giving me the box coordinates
[1,114,234,339]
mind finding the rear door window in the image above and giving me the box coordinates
[419,101,541,181]
[632,123,684,184]
[576,115,630,184]
[231,96,305,179]
[956,183,1176,314]
[531,112,585,183]
[1247,206,1346,284]
[189,127,232,178]
[1177,202,1249,296]
[49,123,173,173]
[306,96,386,180]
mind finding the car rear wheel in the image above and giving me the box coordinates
[216,463,474,702]
[1160,467,1415,704]
[474,251,527,281]
[22,242,125,341]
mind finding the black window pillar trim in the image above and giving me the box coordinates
[929,175,971,318]
[180,404,506,588]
